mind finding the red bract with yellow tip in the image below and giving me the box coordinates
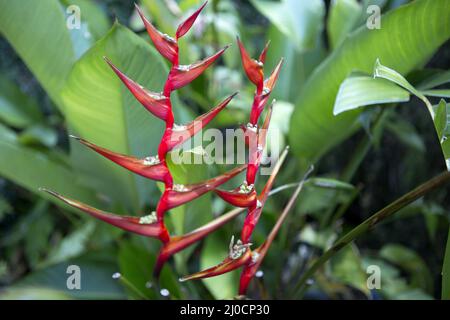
[40,2,297,298]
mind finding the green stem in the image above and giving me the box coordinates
[293,171,450,298]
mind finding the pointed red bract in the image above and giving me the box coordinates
[136,4,178,63]
[214,188,257,207]
[239,167,312,294]
[71,136,169,182]
[158,164,246,212]
[246,103,273,184]
[104,57,170,120]
[237,37,264,89]
[241,147,289,243]
[154,207,245,277]
[176,1,208,39]
[259,41,270,64]
[164,92,237,151]
[180,250,252,282]
[168,46,229,90]
[40,188,169,240]
[249,59,283,124]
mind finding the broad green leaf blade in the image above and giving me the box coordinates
[43,222,96,267]
[0,0,76,107]
[289,0,450,160]
[374,59,433,114]
[60,0,110,41]
[329,244,369,296]
[435,99,448,141]
[443,228,450,299]
[0,124,102,210]
[250,0,325,51]
[18,124,58,148]
[373,61,449,169]
[434,100,450,169]
[327,0,362,49]
[306,177,355,191]
[333,74,410,115]
[61,24,174,210]
[265,26,326,102]
[12,252,126,300]
[423,89,450,98]
[418,70,450,90]
[0,76,43,128]
[118,238,182,299]
[380,244,433,293]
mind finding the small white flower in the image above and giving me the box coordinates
[139,211,157,224]
[228,235,252,260]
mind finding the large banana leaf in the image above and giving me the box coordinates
[289,0,450,161]
[251,0,325,52]
[0,0,76,107]
[0,124,102,209]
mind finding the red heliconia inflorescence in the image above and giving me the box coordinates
[41,1,307,297]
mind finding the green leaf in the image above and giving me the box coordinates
[60,0,110,40]
[118,238,182,299]
[329,244,369,296]
[433,100,450,169]
[296,178,355,217]
[0,0,76,107]
[423,89,450,98]
[306,177,355,191]
[60,23,177,210]
[373,59,433,114]
[43,222,96,267]
[13,251,126,300]
[380,244,433,293]
[333,73,410,115]
[264,26,326,102]
[289,0,450,160]
[24,201,55,268]
[0,76,43,128]
[250,0,325,51]
[371,62,449,169]
[385,115,425,152]
[327,0,361,49]
[418,69,450,90]
[443,228,450,299]
[18,125,58,148]
[435,99,448,141]
[0,123,103,210]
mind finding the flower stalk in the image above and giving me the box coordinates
[41,1,295,296]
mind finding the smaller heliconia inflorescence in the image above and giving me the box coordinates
[41,1,306,296]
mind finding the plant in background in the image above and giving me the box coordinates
[39,2,303,296]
